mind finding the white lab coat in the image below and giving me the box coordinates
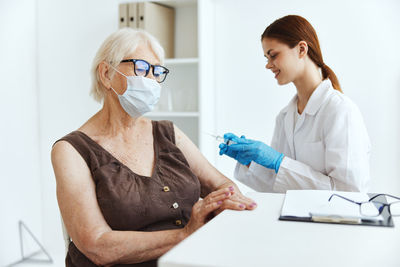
[234,80,371,193]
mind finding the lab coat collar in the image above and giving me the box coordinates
[303,79,332,116]
[281,79,333,116]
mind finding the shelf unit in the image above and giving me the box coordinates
[143,0,217,164]
[164,57,199,65]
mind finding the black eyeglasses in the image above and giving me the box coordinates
[120,59,169,83]
[329,193,400,217]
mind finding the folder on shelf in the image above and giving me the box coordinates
[127,3,138,28]
[119,3,128,28]
[279,190,394,227]
[119,2,175,58]
[138,2,175,58]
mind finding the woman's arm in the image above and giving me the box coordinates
[51,141,230,266]
[173,125,257,210]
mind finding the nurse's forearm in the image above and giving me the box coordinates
[273,157,333,192]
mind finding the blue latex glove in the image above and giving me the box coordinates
[219,133,284,173]
[218,133,246,159]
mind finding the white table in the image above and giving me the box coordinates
[159,192,400,267]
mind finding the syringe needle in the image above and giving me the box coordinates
[203,132,236,145]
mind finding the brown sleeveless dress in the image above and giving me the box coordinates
[56,120,201,267]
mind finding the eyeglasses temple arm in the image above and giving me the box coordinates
[329,194,362,204]
[368,193,400,202]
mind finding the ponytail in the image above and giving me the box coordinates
[321,64,342,92]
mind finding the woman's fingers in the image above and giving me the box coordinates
[185,188,235,235]
[198,197,226,222]
[203,199,224,213]
[205,191,232,205]
[217,199,248,211]
[233,194,257,210]
[213,193,257,215]
[192,187,257,229]
[204,187,234,202]
[212,198,253,216]
[199,187,235,217]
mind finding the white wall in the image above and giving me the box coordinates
[37,0,127,256]
[0,0,42,265]
[1,0,400,263]
[213,0,400,196]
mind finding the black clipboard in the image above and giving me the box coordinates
[279,193,394,227]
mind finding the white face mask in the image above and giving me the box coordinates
[110,67,161,118]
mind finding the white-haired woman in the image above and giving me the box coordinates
[51,28,257,267]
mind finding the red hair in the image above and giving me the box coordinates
[261,15,342,92]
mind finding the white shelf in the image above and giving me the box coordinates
[147,111,199,117]
[156,0,197,9]
[164,58,198,65]
[145,0,214,157]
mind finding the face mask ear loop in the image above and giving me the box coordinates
[109,63,128,96]
[110,87,120,96]
[109,63,128,78]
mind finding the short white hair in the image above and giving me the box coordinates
[90,28,165,102]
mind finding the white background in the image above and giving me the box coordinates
[1,0,399,265]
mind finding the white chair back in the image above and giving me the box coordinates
[61,217,71,255]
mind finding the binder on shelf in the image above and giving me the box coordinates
[118,2,175,58]
[138,2,175,58]
[127,3,138,28]
[119,3,128,28]
[279,190,394,227]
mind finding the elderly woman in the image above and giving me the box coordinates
[51,28,257,267]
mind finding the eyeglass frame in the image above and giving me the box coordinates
[120,58,170,83]
[328,193,400,217]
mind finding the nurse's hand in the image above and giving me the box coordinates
[218,133,254,165]
[219,133,284,173]
[218,133,245,159]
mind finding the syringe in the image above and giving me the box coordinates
[204,132,236,145]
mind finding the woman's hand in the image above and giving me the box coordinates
[213,182,257,216]
[183,187,233,236]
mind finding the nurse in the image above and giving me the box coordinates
[219,15,371,193]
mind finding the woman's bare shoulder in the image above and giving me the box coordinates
[52,139,76,159]
[51,139,89,182]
